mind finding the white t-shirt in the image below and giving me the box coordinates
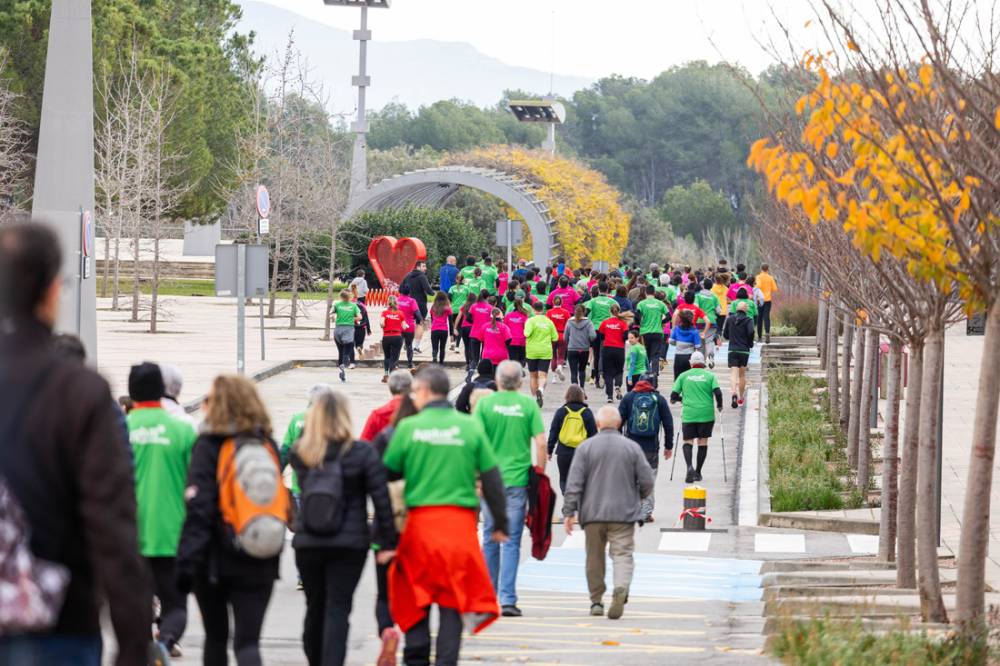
[350,276,368,297]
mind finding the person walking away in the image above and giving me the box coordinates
[547,295,571,380]
[618,377,673,522]
[0,222,152,664]
[439,256,459,295]
[670,310,702,380]
[396,285,422,368]
[448,275,470,352]
[503,299,530,368]
[455,359,498,414]
[711,274,730,340]
[731,286,758,329]
[547,275,579,312]
[467,292,495,377]
[635,285,669,386]
[402,261,435,353]
[523,301,559,407]
[598,304,629,402]
[361,371,412,441]
[480,257,500,296]
[466,267,486,297]
[564,304,597,389]
[160,363,196,426]
[481,308,512,370]
[546,385,598,494]
[613,285,633,313]
[350,270,369,304]
[456,292,478,375]
[473,361,547,617]
[384,367,509,666]
[380,296,408,382]
[695,279,722,368]
[625,330,649,391]
[126,362,197,658]
[584,283,617,387]
[460,255,478,283]
[722,301,755,407]
[562,406,654,620]
[353,300,371,367]
[291,392,398,666]
[429,292,452,364]
[672,291,710,330]
[670,352,723,484]
[333,290,362,382]
[177,375,288,666]
[496,261,510,297]
[755,263,778,343]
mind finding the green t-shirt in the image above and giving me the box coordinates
[473,391,544,487]
[671,368,720,424]
[449,283,470,310]
[384,406,498,508]
[127,407,197,557]
[460,265,478,282]
[627,344,649,377]
[333,300,360,326]
[695,291,721,325]
[636,298,669,335]
[523,314,558,359]
[585,295,617,327]
[281,411,306,494]
[665,285,680,306]
[481,266,499,294]
[732,298,758,320]
[466,277,485,296]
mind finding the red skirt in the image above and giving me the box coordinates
[389,506,499,634]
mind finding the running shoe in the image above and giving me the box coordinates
[169,643,183,659]
[685,468,696,484]
[381,374,388,384]
[708,356,715,369]
[535,389,544,408]
[349,363,357,370]
[501,605,523,617]
[614,388,622,401]
[694,471,703,482]
[590,603,605,617]
[339,366,346,383]
[738,397,745,407]
[608,586,628,620]
[606,397,613,404]
[414,344,422,354]
[731,394,738,409]
[555,365,565,381]
[377,628,399,666]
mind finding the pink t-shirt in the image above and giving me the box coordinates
[503,311,529,346]
[469,302,494,340]
[430,306,452,332]
[481,323,512,363]
[727,282,748,302]
[397,295,419,329]
[547,287,578,311]
[498,272,509,296]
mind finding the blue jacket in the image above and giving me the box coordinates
[439,264,459,292]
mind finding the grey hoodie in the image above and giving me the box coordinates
[564,317,597,351]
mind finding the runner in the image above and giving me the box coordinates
[402,262,435,354]
[722,301,755,407]
[396,285,422,369]
[460,256,478,283]
[546,384,598,494]
[380,296,408,382]
[547,295,571,380]
[635,285,669,386]
[618,376,673,523]
[547,275,579,312]
[625,329,648,391]
[383,366,508,665]
[496,261,509,297]
[755,263,779,343]
[481,257,500,295]
[332,290,362,382]
[564,304,597,389]
[711,273,730,340]
[455,359,499,414]
[503,298,530,368]
[695,278,722,368]
[669,309,702,380]
[670,351,723,484]
[598,304,630,403]
[584,282,617,387]
[350,269,368,304]
[448,274,470,352]
[468,296,497,374]
[353,299,371,368]
[523,301,559,407]
[429,292,452,365]
[731,286,758,325]
[481,308,512,369]
[439,256,459,294]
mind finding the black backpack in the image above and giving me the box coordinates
[299,445,346,536]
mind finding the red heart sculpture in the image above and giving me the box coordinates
[367,236,428,289]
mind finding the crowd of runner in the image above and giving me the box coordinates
[0,222,779,666]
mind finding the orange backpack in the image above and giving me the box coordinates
[217,435,290,559]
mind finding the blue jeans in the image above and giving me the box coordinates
[481,485,528,607]
[0,635,102,666]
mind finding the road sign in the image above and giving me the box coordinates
[967,313,986,336]
[592,260,610,274]
[215,244,269,297]
[81,210,93,279]
[255,185,270,219]
[495,219,523,246]
[258,218,270,236]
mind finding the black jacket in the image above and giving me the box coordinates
[177,432,283,586]
[723,311,756,353]
[547,401,598,454]
[455,376,497,413]
[291,440,397,551]
[402,270,434,306]
[618,388,675,453]
[0,316,151,664]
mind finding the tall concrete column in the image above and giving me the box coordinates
[348,5,370,208]
[31,0,97,360]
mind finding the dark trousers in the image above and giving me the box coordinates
[194,577,274,666]
[148,556,187,650]
[431,330,448,363]
[469,338,483,369]
[383,336,403,373]
[374,554,393,634]
[758,301,772,337]
[555,443,576,495]
[461,328,473,369]
[352,328,366,363]
[643,332,664,379]
[403,606,463,666]
[336,342,354,368]
[590,333,604,380]
[296,547,368,666]
[507,344,526,366]
[674,353,692,380]
[567,350,590,386]
[402,331,415,367]
[602,347,625,400]
[448,315,458,343]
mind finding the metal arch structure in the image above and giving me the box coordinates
[346,166,559,267]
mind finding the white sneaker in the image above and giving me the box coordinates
[555,366,565,381]
[349,363,357,370]
[414,345,422,354]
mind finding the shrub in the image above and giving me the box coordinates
[775,296,819,336]
[770,323,797,336]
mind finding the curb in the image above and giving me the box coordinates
[758,512,880,535]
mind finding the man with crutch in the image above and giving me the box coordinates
[618,374,673,523]
[670,351,723,483]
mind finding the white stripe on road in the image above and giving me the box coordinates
[658,532,712,552]
[754,533,805,553]
[847,534,879,554]
[560,530,587,549]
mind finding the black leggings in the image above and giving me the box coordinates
[461,327,473,369]
[194,577,274,666]
[402,331,415,367]
[555,443,576,495]
[674,353,692,380]
[643,332,664,378]
[352,328,365,363]
[567,349,589,386]
[431,330,448,364]
[590,333,604,380]
[601,347,625,400]
[507,344,526,366]
[383,336,403,374]
[374,554,393,635]
[336,342,354,368]
[296,547,368,666]
[468,338,483,369]
[404,605,463,666]
[148,556,187,651]
[757,301,772,337]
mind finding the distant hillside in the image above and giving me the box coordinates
[236,1,593,113]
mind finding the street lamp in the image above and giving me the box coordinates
[322,0,391,206]
[508,99,565,155]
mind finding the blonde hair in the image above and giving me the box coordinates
[203,375,272,436]
[295,392,353,468]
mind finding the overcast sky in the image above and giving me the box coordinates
[253,0,865,80]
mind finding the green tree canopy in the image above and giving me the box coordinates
[658,179,736,241]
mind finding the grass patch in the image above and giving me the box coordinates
[122,279,347,300]
[771,617,993,665]
[768,370,859,512]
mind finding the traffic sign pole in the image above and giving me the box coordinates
[237,244,246,375]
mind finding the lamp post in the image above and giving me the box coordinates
[508,99,566,155]
[322,0,391,207]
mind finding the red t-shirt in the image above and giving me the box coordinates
[547,307,571,340]
[599,317,628,348]
[676,302,709,327]
[382,309,405,337]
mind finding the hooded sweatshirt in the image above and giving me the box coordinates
[617,381,674,453]
[564,317,597,352]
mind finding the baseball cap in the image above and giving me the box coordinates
[690,351,706,366]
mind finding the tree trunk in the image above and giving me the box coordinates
[857,327,878,493]
[955,300,1000,625]
[289,233,301,329]
[897,339,923,589]
[847,324,865,469]
[826,306,840,420]
[130,228,141,323]
[101,233,110,298]
[817,298,828,364]
[322,217,339,342]
[840,318,854,433]
[111,232,122,310]
[150,236,159,333]
[268,231,281,317]
[916,329,948,623]
[879,338,902,562]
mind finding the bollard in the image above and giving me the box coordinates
[682,486,707,531]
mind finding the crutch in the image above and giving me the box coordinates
[718,418,728,482]
[669,431,680,480]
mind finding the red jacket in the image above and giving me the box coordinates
[527,469,555,560]
[360,395,402,442]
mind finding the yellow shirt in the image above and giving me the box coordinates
[756,272,778,302]
[711,284,729,315]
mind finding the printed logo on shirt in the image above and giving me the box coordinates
[412,426,465,446]
[130,424,172,446]
[491,404,525,418]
